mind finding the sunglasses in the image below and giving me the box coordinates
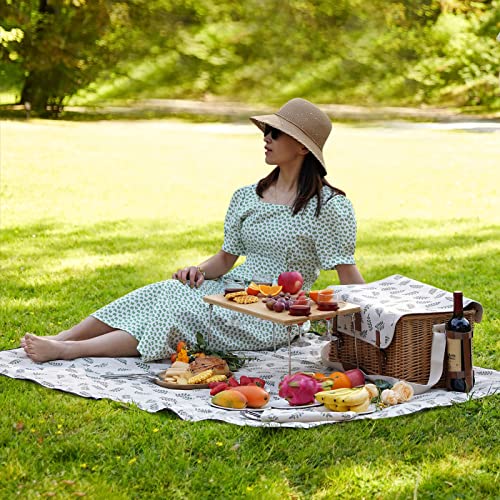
[263,124,282,140]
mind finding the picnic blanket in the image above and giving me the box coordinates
[331,274,483,349]
[1,334,498,428]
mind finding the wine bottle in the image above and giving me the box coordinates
[445,291,474,392]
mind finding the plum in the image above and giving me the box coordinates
[266,299,276,310]
[273,301,285,313]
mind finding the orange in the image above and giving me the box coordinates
[258,284,283,296]
[309,290,320,303]
[328,371,352,389]
[246,282,260,296]
[312,372,327,381]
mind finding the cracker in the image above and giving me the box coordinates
[225,290,248,300]
[233,295,259,304]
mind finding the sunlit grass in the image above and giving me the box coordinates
[1,120,498,227]
[0,119,498,498]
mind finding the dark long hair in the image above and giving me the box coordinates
[256,153,346,217]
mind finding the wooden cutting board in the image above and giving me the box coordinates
[203,294,360,326]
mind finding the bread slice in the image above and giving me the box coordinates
[189,356,230,376]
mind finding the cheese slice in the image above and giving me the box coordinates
[171,361,190,369]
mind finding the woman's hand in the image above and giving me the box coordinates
[172,266,205,288]
[172,250,239,288]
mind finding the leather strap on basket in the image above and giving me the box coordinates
[332,316,338,342]
[375,330,383,374]
[354,313,361,332]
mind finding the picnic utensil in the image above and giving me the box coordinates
[241,410,265,421]
[259,409,358,423]
[100,372,160,380]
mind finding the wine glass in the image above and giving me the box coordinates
[222,277,246,294]
[317,290,339,311]
[289,297,312,347]
[251,274,274,286]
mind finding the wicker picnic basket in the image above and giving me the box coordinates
[328,309,477,388]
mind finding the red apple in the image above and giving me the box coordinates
[278,271,304,295]
[344,369,365,388]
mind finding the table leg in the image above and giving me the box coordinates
[287,325,293,374]
[207,304,213,347]
[272,323,277,352]
[326,318,332,340]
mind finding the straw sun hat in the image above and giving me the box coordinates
[250,98,332,176]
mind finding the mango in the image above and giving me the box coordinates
[231,385,270,408]
[212,389,248,409]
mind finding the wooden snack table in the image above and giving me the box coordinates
[203,294,361,373]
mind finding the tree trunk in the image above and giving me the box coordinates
[20,70,55,116]
[19,0,56,115]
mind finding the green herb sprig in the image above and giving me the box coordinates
[192,333,249,372]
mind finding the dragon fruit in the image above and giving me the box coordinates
[278,373,322,406]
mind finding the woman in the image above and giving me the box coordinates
[22,98,364,363]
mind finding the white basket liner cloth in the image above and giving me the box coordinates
[330,274,483,349]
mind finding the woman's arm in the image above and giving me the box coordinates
[336,264,365,285]
[172,249,239,287]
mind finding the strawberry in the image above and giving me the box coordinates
[250,377,266,388]
[227,377,240,387]
[238,375,266,387]
[239,375,253,386]
[209,382,229,396]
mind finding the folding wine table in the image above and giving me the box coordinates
[203,294,361,373]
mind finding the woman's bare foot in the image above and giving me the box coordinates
[20,330,72,348]
[23,334,69,363]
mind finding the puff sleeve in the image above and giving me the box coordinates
[313,195,357,270]
[222,188,246,256]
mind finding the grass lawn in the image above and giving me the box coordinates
[0,118,499,498]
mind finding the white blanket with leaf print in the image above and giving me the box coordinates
[0,334,498,428]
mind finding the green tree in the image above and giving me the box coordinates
[0,0,197,115]
[1,0,498,114]
[1,1,112,114]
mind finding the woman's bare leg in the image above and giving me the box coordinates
[20,316,114,347]
[23,330,139,363]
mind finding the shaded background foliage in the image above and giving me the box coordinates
[0,0,499,115]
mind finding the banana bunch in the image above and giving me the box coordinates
[315,387,371,413]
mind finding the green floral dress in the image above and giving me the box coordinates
[92,184,357,361]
